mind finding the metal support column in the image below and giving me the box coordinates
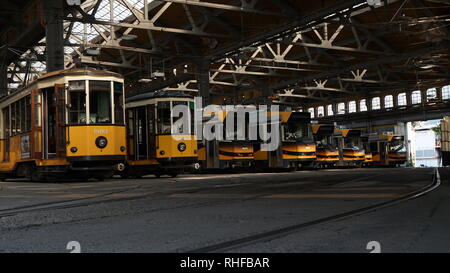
[354,100,359,113]
[197,58,211,106]
[420,89,427,104]
[393,91,399,107]
[197,58,218,169]
[331,103,337,117]
[44,0,65,72]
[261,84,272,98]
[380,96,385,109]
[0,60,7,96]
[406,91,413,106]
[437,86,443,102]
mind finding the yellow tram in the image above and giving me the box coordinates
[368,134,407,166]
[198,109,255,170]
[361,135,373,166]
[255,110,316,170]
[312,124,339,167]
[124,91,198,177]
[0,68,127,181]
[333,128,366,167]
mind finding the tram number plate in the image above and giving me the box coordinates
[93,129,109,135]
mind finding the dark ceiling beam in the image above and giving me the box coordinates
[130,73,196,95]
[270,41,450,91]
[206,0,370,60]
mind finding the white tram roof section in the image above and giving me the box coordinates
[126,90,194,109]
[0,68,124,108]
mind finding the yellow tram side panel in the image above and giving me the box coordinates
[0,139,4,162]
[316,149,339,162]
[218,143,254,160]
[66,125,127,158]
[128,159,159,166]
[342,149,366,162]
[365,152,373,162]
[0,133,41,172]
[254,150,268,161]
[0,135,21,172]
[387,152,407,163]
[282,143,316,160]
[198,145,206,161]
[156,135,197,159]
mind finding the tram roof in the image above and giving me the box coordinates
[37,68,123,82]
[126,90,194,103]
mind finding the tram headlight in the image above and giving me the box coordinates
[178,142,187,152]
[95,136,108,149]
[160,150,165,155]
[70,147,78,153]
[120,146,126,152]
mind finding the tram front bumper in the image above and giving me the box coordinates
[68,155,126,171]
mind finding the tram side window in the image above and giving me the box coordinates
[114,82,124,124]
[25,96,31,132]
[15,101,21,134]
[157,101,171,134]
[19,99,24,134]
[9,95,32,136]
[172,101,188,134]
[34,91,41,127]
[68,81,86,124]
[11,102,16,135]
[189,102,195,136]
[127,110,134,136]
[370,142,378,153]
[283,122,309,141]
[3,107,9,138]
[90,81,111,124]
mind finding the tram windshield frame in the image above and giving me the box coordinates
[281,120,312,142]
[343,136,363,150]
[156,100,194,135]
[389,137,406,152]
[67,80,124,125]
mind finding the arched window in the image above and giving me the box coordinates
[372,97,381,110]
[337,103,346,115]
[398,93,407,106]
[384,95,394,108]
[327,104,334,116]
[317,106,324,117]
[308,107,315,118]
[359,99,367,112]
[443,86,450,100]
[411,90,421,104]
[348,101,356,113]
[426,88,437,101]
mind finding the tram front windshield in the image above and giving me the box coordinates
[390,137,406,152]
[317,139,336,150]
[282,121,311,142]
[90,81,111,124]
[68,80,123,125]
[157,101,193,135]
[344,136,362,150]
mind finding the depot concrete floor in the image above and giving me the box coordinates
[0,168,447,253]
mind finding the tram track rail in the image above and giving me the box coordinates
[187,168,441,253]
[0,170,397,220]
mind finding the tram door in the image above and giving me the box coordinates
[380,141,388,164]
[135,106,148,160]
[147,104,156,158]
[3,107,10,162]
[42,85,66,159]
